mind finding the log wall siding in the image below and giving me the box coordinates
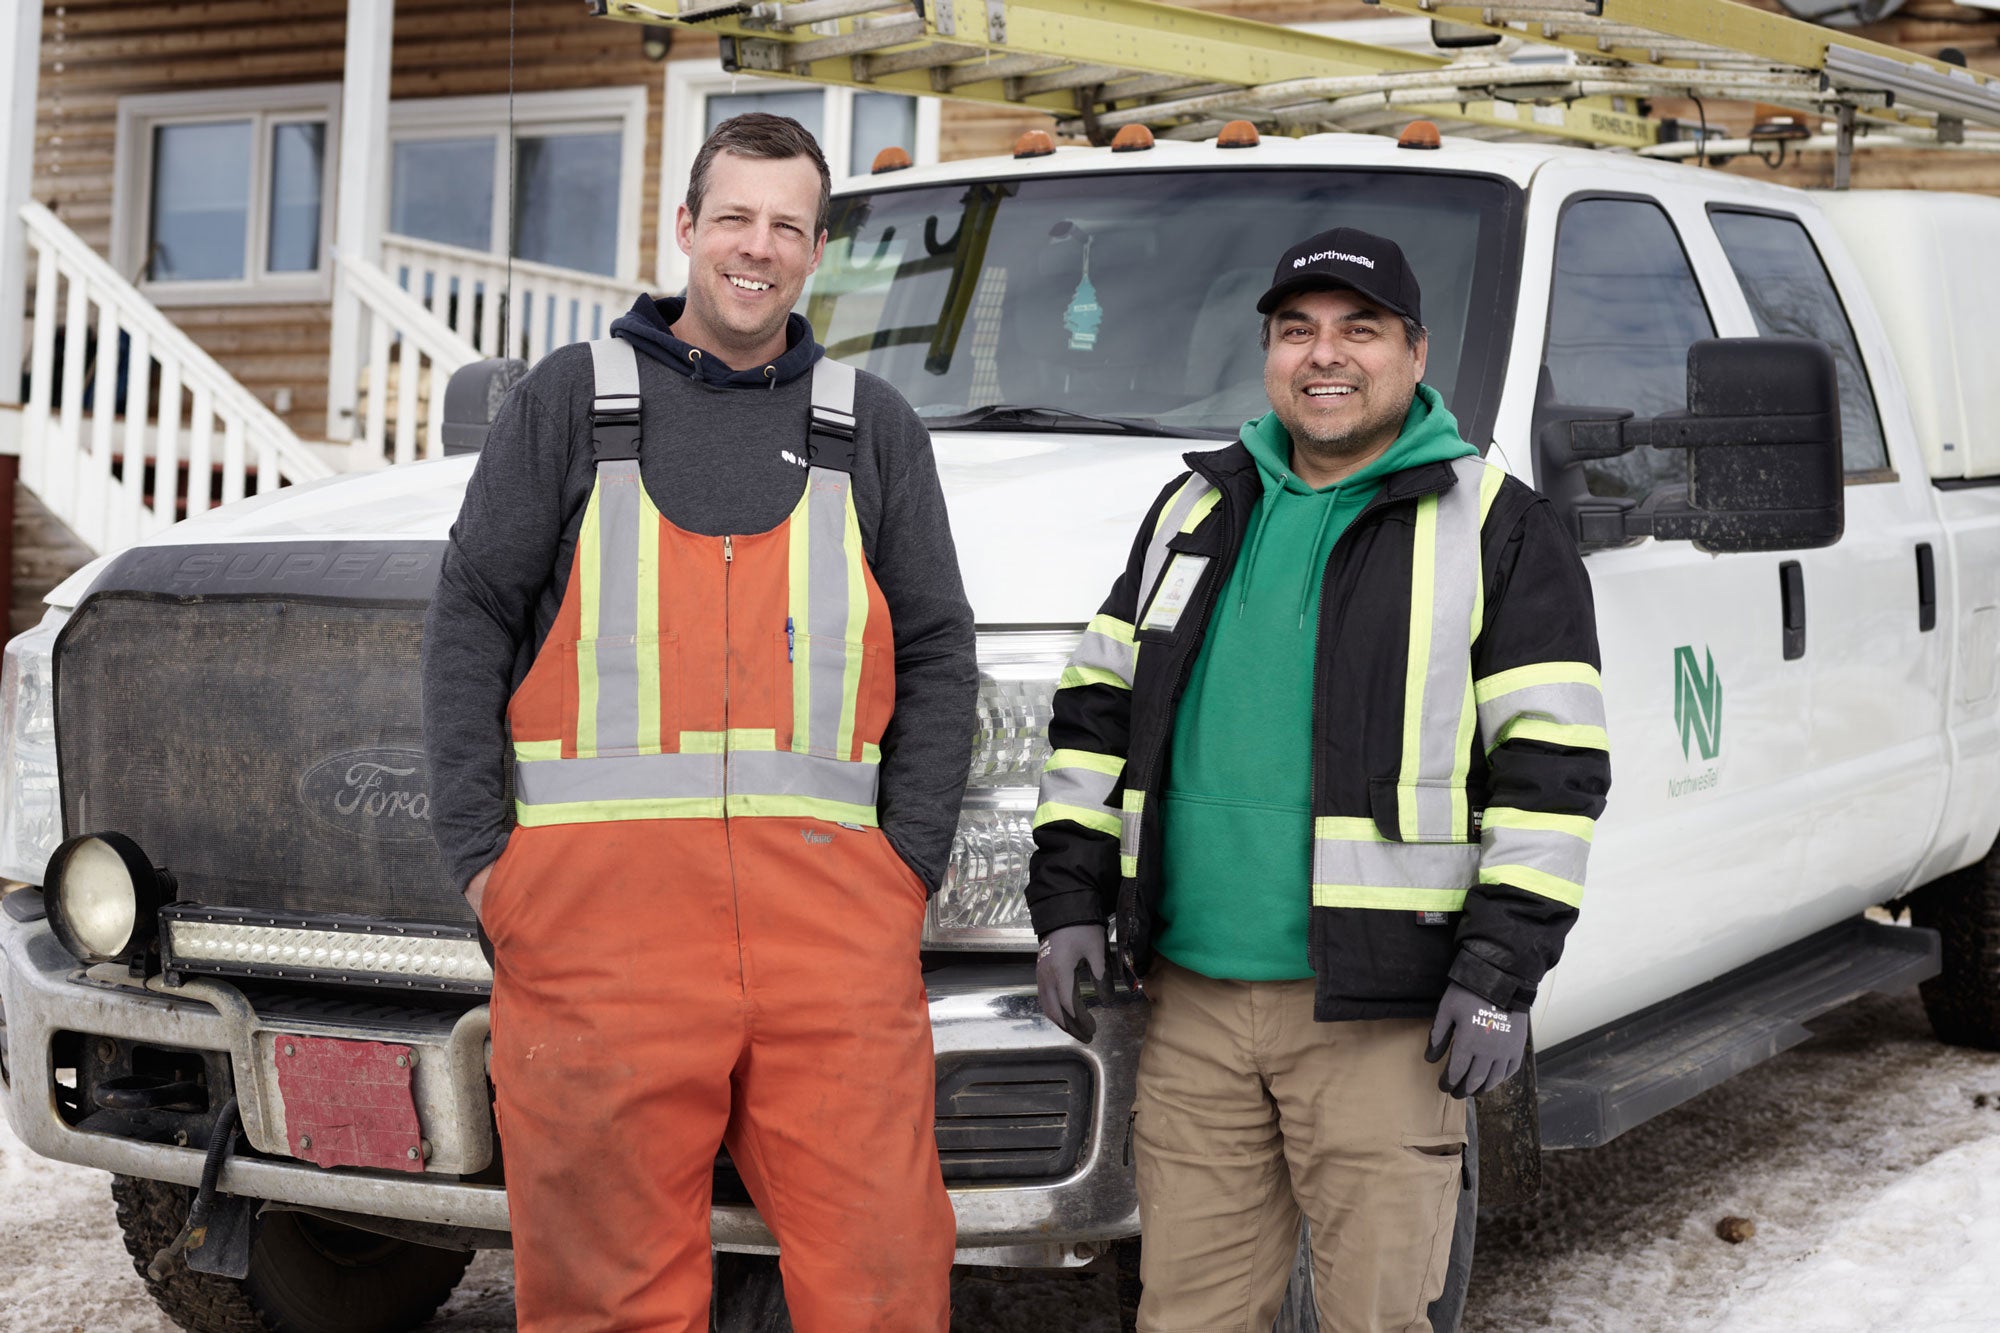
[24,0,2000,447]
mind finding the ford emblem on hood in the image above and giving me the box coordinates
[298,748,434,842]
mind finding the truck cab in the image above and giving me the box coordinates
[3,127,1997,1332]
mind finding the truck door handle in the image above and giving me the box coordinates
[1916,543,1937,633]
[1780,561,1806,661]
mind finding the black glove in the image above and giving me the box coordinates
[1035,923,1107,1044]
[1425,981,1529,1098]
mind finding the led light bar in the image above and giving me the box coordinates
[160,906,491,993]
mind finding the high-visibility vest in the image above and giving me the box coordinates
[503,339,896,829]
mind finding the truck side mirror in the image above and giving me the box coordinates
[440,357,529,456]
[1543,338,1844,554]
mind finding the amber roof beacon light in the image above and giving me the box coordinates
[1216,120,1260,148]
[871,146,913,173]
[1013,130,1056,158]
[1398,120,1443,150]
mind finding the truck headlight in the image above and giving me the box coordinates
[45,832,174,966]
[0,611,65,886]
[924,631,1079,951]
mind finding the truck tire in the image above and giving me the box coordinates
[1910,842,2000,1049]
[112,1175,471,1333]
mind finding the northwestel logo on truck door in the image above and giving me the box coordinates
[1674,646,1722,762]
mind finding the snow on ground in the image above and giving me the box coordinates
[2,988,1997,1332]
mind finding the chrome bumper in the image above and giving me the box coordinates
[0,909,1142,1263]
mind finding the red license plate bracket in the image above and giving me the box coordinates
[271,1034,424,1173]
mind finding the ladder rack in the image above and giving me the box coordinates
[589,0,2000,156]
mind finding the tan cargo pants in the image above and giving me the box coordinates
[1132,960,1467,1333]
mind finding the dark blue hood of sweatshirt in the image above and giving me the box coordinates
[609,294,823,387]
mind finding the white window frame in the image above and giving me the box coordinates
[387,86,650,284]
[112,83,343,308]
[659,64,941,291]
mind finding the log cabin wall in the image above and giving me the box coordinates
[24,0,2000,453]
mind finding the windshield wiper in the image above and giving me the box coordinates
[920,404,1230,440]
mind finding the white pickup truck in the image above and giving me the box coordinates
[1,127,1996,1333]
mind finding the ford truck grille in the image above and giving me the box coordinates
[54,592,469,926]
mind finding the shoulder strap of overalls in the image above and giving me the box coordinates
[806,357,858,474]
[588,338,642,465]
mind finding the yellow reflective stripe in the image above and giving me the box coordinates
[678,729,779,754]
[1312,885,1468,911]
[1477,461,1505,526]
[1059,664,1131,691]
[1183,488,1220,533]
[863,741,881,765]
[1475,661,1603,699]
[516,796,724,827]
[1398,493,1439,842]
[1452,466,1505,835]
[1313,815,1384,842]
[1034,802,1121,837]
[1120,855,1138,877]
[726,793,878,825]
[1491,719,1611,752]
[1152,475,1208,538]
[1087,613,1136,646]
[1479,864,1585,908]
[788,491,812,752]
[837,490,867,761]
[1482,806,1596,842]
[634,488,663,755]
[1047,748,1125,777]
[575,481,603,759]
[513,738,563,762]
[1122,788,1145,814]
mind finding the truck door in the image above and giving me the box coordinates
[1502,175,1818,1046]
[1707,205,1949,916]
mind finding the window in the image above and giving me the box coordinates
[1542,197,1716,501]
[661,65,941,290]
[113,85,341,305]
[1711,209,1890,475]
[387,89,649,281]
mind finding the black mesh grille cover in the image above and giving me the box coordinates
[56,592,468,925]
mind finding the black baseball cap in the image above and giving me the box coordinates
[1255,227,1422,327]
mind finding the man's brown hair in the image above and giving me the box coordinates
[685,113,832,238]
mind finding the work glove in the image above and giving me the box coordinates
[1036,923,1107,1044]
[1425,981,1529,1099]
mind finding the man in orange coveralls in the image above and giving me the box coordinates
[421,114,977,1330]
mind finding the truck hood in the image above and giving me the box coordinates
[49,435,1208,625]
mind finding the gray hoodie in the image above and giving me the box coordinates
[421,295,977,894]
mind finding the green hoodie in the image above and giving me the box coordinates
[1154,384,1478,980]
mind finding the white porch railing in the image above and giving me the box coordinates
[335,252,482,467]
[17,202,335,555]
[380,234,640,365]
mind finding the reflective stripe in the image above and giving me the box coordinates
[1119,788,1145,865]
[1059,664,1132,691]
[1034,803,1121,837]
[1491,719,1610,753]
[513,738,563,762]
[575,474,603,757]
[516,751,723,806]
[514,748,879,824]
[1035,750,1123,836]
[729,748,879,809]
[679,729,779,754]
[801,466,853,757]
[1067,614,1138,689]
[1311,817,1479,910]
[1396,456,1491,843]
[1046,748,1125,777]
[1480,822,1591,906]
[1137,476,1218,628]
[1476,661,1608,750]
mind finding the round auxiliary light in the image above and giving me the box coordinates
[1110,124,1155,153]
[1398,120,1443,150]
[1012,129,1056,159]
[872,145,913,173]
[1216,120,1261,148]
[44,832,174,966]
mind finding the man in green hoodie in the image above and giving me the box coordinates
[1026,229,1610,1331]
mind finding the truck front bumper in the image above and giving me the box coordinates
[0,905,1142,1263]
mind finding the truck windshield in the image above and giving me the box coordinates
[805,168,1519,441]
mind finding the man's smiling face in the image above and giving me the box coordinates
[1263,286,1427,481]
[673,149,825,366]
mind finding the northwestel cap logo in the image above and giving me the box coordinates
[1257,226,1422,326]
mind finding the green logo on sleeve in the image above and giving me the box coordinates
[1674,646,1723,761]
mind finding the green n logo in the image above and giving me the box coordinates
[1674,646,1722,761]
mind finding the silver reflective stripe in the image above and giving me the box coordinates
[589,337,640,410]
[516,751,724,805]
[1069,618,1137,688]
[1313,837,1480,891]
[1477,682,1607,741]
[1403,456,1488,841]
[729,748,880,808]
[1039,763,1119,816]
[809,356,857,434]
[803,464,853,757]
[1119,801,1144,860]
[1137,478,1216,627]
[1481,824,1591,889]
[588,339,646,756]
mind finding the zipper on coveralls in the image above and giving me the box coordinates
[722,533,747,995]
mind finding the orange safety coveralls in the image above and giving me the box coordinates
[477,339,956,1331]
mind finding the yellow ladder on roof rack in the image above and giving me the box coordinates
[588,0,1664,148]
